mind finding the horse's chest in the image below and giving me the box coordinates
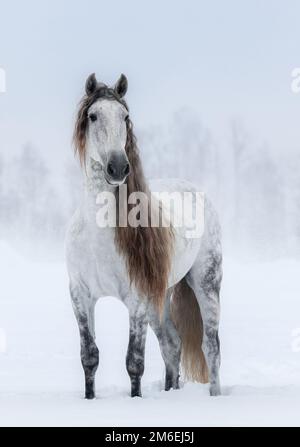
[67,221,130,299]
[88,234,130,299]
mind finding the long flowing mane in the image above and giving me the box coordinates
[73,89,173,313]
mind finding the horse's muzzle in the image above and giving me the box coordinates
[105,153,131,185]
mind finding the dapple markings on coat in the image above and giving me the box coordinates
[66,73,222,399]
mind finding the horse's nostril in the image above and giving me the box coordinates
[107,160,129,179]
[123,163,130,176]
[107,162,115,176]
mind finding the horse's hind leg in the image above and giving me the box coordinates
[126,300,148,397]
[148,292,181,391]
[186,250,222,396]
[70,282,99,399]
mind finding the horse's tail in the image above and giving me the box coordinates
[170,277,209,383]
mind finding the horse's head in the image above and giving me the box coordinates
[74,73,131,186]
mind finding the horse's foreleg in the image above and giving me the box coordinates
[126,304,148,397]
[70,283,99,399]
[148,294,181,391]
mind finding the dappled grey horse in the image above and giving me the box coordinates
[66,74,222,399]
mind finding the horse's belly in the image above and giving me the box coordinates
[168,230,202,288]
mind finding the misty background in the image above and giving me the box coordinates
[0,0,300,260]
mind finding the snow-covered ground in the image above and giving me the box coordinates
[0,240,300,427]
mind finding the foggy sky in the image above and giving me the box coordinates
[0,0,300,170]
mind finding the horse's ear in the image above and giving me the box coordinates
[85,73,97,96]
[114,74,128,98]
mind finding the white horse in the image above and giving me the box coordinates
[66,74,222,399]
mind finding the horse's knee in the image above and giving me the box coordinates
[81,342,99,374]
[126,350,144,379]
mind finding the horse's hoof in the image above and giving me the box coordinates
[85,392,96,400]
[209,385,221,396]
[131,390,142,398]
[165,384,180,392]
[131,393,142,398]
[165,375,180,391]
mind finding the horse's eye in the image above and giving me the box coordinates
[89,113,97,122]
[125,114,129,122]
